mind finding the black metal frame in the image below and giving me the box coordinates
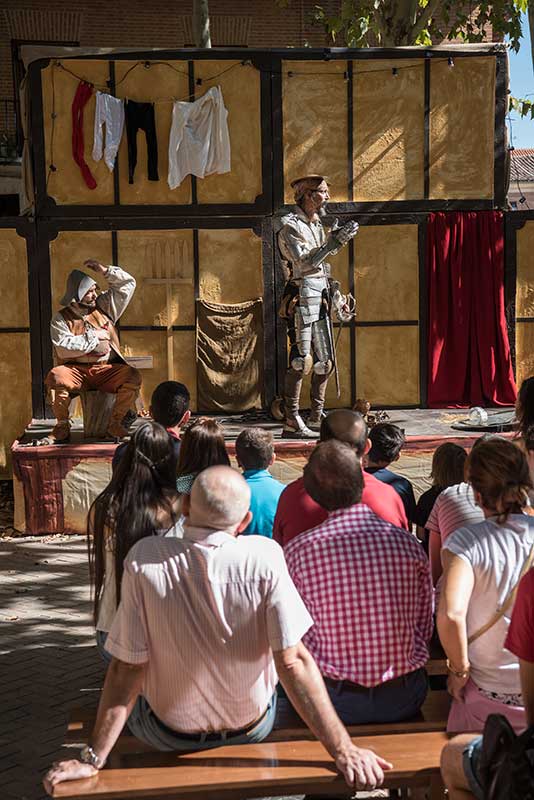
[20,45,509,417]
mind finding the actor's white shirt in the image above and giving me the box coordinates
[105,524,313,733]
[50,266,135,362]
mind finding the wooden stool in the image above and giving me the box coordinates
[80,390,116,438]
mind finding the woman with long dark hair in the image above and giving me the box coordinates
[88,421,181,661]
[176,417,231,495]
[515,376,534,447]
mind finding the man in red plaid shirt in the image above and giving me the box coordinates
[284,440,433,724]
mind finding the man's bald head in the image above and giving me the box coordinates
[189,465,251,532]
[320,409,368,456]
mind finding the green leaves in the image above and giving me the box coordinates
[299,0,527,49]
[510,96,534,119]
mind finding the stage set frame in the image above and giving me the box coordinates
[0,44,523,476]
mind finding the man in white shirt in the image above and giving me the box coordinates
[44,466,392,795]
[45,259,140,442]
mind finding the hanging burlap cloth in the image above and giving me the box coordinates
[197,298,264,412]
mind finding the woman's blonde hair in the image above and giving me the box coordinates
[466,438,532,523]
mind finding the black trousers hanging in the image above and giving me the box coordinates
[125,100,159,183]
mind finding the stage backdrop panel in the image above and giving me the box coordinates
[353,59,425,202]
[515,220,534,387]
[0,229,32,476]
[429,57,495,200]
[353,223,420,404]
[198,228,263,303]
[194,61,262,204]
[42,60,115,206]
[282,60,348,203]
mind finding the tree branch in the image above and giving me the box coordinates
[409,0,443,42]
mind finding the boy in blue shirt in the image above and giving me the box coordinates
[235,428,285,538]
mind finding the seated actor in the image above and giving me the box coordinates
[44,466,392,795]
[112,381,191,472]
[44,259,140,442]
[235,428,285,538]
[285,441,433,725]
[365,423,417,526]
[440,566,534,799]
[273,409,408,547]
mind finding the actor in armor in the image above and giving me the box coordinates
[277,175,359,438]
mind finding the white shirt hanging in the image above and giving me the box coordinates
[92,91,125,172]
[168,86,231,190]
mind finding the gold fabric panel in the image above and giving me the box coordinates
[516,322,534,389]
[121,330,197,411]
[199,229,263,304]
[0,334,32,475]
[354,60,424,201]
[356,326,419,405]
[42,61,114,205]
[355,225,419,321]
[301,327,351,409]
[329,246,349,294]
[115,61,192,205]
[430,57,495,200]
[49,231,113,311]
[516,221,534,318]
[0,229,29,327]
[282,61,348,203]
[195,61,262,204]
[118,230,195,326]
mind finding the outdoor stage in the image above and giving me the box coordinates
[11,407,516,537]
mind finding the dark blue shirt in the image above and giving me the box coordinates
[365,466,416,524]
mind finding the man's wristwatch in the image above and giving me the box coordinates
[80,744,106,770]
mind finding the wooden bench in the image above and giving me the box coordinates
[51,731,449,799]
[66,690,451,754]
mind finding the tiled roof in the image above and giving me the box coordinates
[510,148,534,182]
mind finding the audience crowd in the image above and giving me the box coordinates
[44,379,534,798]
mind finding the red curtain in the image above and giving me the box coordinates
[427,211,516,408]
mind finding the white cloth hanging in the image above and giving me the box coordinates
[168,86,231,190]
[92,91,125,172]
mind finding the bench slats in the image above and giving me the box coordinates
[66,691,451,752]
[51,731,449,799]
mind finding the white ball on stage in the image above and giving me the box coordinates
[468,406,488,425]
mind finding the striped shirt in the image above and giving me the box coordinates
[426,482,484,544]
[105,524,313,733]
[284,504,433,687]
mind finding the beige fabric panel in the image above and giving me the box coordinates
[355,225,419,321]
[356,325,420,405]
[42,61,114,205]
[0,334,32,475]
[329,246,349,294]
[354,60,424,201]
[195,61,262,204]
[516,221,534,318]
[282,61,348,203]
[301,326,351,409]
[49,231,113,312]
[115,61,192,205]
[63,459,112,534]
[199,229,263,304]
[515,322,534,389]
[121,330,197,411]
[430,57,495,199]
[0,229,29,327]
[118,230,195,326]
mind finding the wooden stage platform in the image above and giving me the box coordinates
[12,407,516,536]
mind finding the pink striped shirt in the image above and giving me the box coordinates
[106,524,313,733]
